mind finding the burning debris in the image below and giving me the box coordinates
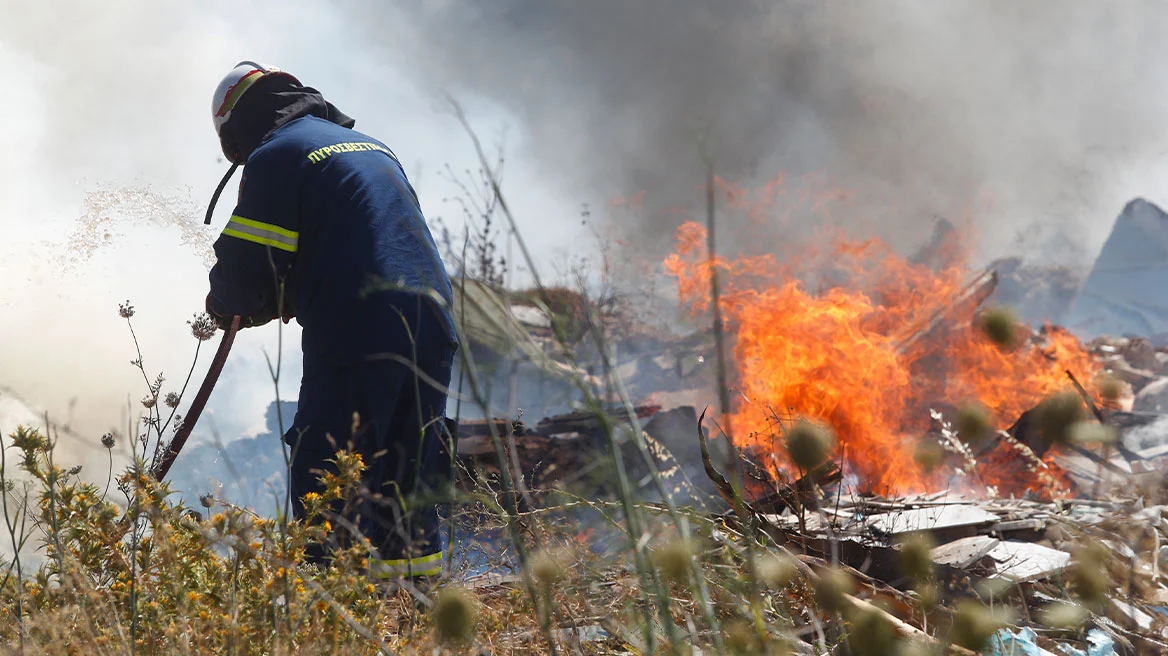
[452,388,1168,653]
[438,199,1168,652]
[663,218,1100,498]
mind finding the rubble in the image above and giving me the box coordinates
[448,376,1168,653]
[455,403,730,509]
[1133,378,1168,414]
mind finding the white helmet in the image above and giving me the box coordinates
[211,61,300,136]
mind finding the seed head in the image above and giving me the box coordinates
[785,419,835,471]
[1035,391,1085,446]
[977,307,1021,350]
[814,566,854,614]
[1096,374,1124,404]
[757,552,798,589]
[199,494,215,509]
[1069,541,1110,607]
[118,301,135,319]
[950,600,1011,651]
[896,532,935,583]
[188,313,218,342]
[913,439,944,473]
[722,619,757,654]
[911,581,940,612]
[528,547,569,586]
[1068,421,1117,446]
[955,403,992,445]
[141,396,157,409]
[431,587,478,645]
[164,392,180,408]
[651,538,696,585]
[847,604,897,656]
[1038,601,1087,630]
[67,465,82,476]
[101,433,116,449]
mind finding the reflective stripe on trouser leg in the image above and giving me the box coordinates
[370,551,443,579]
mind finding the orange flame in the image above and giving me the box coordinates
[663,183,1098,498]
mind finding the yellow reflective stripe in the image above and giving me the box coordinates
[222,228,297,252]
[228,215,298,239]
[370,551,443,578]
[222,215,299,253]
[381,552,443,567]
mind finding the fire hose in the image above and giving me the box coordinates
[149,315,241,482]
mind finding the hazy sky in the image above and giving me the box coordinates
[6,1,1168,469]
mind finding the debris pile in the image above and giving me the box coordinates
[466,397,1168,654]
[1091,336,1168,416]
[455,403,728,509]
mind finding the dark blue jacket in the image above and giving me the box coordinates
[207,116,456,374]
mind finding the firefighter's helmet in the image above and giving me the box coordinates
[211,61,300,136]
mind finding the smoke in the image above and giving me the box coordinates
[8,0,1168,469]
[347,1,1168,268]
[0,2,313,466]
[0,0,558,469]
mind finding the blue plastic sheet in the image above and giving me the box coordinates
[1052,629,1116,656]
[985,627,1116,656]
[986,627,1045,655]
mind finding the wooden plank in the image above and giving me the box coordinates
[533,404,661,435]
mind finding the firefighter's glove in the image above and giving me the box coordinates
[205,294,280,330]
[205,295,232,331]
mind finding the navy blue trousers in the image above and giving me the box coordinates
[285,300,455,577]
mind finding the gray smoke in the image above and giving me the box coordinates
[347,1,1168,267]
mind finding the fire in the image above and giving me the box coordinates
[663,181,1099,498]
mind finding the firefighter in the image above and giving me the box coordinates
[204,61,458,582]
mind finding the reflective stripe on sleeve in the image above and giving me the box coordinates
[369,551,443,579]
[222,215,299,252]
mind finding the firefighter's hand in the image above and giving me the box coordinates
[205,294,234,331]
[205,294,268,330]
[205,294,283,330]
